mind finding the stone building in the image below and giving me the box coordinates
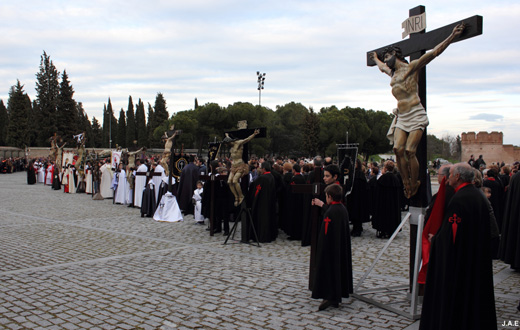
[461,131,520,165]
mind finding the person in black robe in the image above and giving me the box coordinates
[420,163,496,330]
[371,160,402,238]
[214,167,233,235]
[249,161,277,243]
[177,154,200,215]
[499,171,520,270]
[51,162,61,190]
[279,162,294,235]
[301,157,325,246]
[347,159,369,236]
[483,168,504,230]
[27,161,36,185]
[141,181,156,217]
[311,183,353,311]
[286,164,305,240]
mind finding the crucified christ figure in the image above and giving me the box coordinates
[370,23,465,198]
[224,128,260,206]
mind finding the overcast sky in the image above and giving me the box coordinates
[1,0,519,145]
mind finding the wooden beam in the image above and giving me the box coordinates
[366,15,483,66]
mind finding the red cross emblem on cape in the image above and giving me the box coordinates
[255,184,262,197]
[448,213,462,244]
[323,217,331,235]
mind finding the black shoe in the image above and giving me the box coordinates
[318,300,338,311]
[214,229,222,233]
[223,231,229,236]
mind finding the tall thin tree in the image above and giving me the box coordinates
[35,51,60,146]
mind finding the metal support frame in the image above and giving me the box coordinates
[352,212,424,320]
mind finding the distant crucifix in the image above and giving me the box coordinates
[367,6,482,204]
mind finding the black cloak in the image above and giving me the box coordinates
[499,172,520,270]
[420,184,497,330]
[311,203,353,302]
[177,162,200,215]
[140,182,156,217]
[285,173,306,240]
[249,172,277,243]
[371,172,402,237]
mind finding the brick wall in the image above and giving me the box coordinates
[461,131,520,165]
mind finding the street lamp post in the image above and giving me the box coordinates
[256,71,266,107]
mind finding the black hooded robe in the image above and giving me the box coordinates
[249,172,277,243]
[311,203,353,303]
[141,182,156,217]
[420,184,497,330]
[371,172,402,237]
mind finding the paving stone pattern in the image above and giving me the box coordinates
[1,173,518,329]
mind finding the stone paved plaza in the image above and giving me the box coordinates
[1,172,519,329]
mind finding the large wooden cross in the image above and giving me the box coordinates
[366,5,482,290]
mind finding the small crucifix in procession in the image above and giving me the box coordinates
[162,125,182,192]
[367,6,482,295]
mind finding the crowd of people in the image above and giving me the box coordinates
[17,149,520,320]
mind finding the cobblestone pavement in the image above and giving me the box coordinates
[1,173,519,329]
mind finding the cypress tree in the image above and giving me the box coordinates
[108,99,118,148]
[102,103,108,147]
[91,117,102,148]
[150,93,168,148]
[77,103,92,147]
[56,70,78,144]
[147,103,155,147]
[0,100,9,146]
[135,99,147,147]
[35,51,59,146]
[125,96,136,148]
[117,108,126,148]
[6,81,31,148]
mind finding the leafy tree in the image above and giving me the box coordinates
[35,51,60,146]
[125,96,136,148]
[301,107,320,157]
[135,99,148,147]
[168,110,198,149]
[318,106,350,156]
[362,110,393,159]
[0,100,8,145]
[6,81,31,148]
[226,102,270,156]
[56,70,78,144]
[271,102,308,156]
[117,108,126,148]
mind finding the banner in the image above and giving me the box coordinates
[208,142,221,161]
[171,154,188,180]
[111,151,122,169]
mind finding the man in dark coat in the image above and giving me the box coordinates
[420,163,496,330]
[311,184,353,311]
[499,171,520,270]
[483,168,504,229]
[347,159,369,236]
[177,154,200,215]
[371,160,402,238]
[286,164,306,240]
[249,161,277,243]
